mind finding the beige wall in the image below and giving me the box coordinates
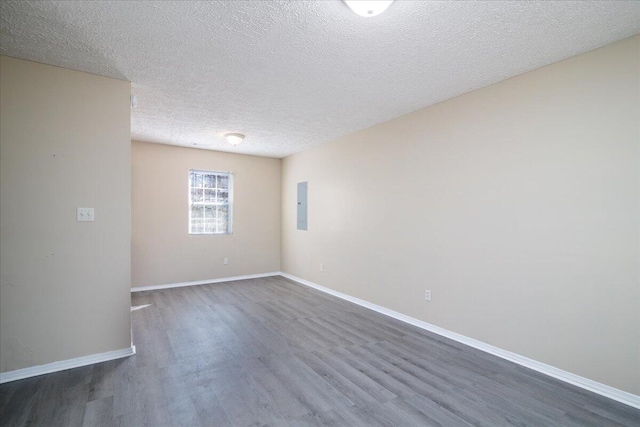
[131,141,281,287]
[0,56,132,372]
[281,36,640,394]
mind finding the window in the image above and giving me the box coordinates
[189,169,233,234]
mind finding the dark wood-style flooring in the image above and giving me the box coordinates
[1,276,639,426]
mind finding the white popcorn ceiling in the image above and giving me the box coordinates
[1,1,639,158]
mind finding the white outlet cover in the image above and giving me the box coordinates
[77,207,94,222]
[424,290,431,302]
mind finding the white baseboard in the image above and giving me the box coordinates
[0,345,136,384]
[279,272,640,410]
[131,272,280,292]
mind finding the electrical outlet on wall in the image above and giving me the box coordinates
[223,257,228,265]
[424,290,431,302]
[77,207,94,222]
[320,263,324,272]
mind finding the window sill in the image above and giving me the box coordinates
[188,232,233,236]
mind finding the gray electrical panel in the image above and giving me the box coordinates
[297,182,308,230]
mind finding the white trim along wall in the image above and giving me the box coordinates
[0,346,136,385]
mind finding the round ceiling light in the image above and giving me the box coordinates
[344,0,393,17]
[224,133,245,146]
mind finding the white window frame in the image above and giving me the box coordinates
[188,169,234,235]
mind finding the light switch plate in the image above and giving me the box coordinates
[77,207,94,222]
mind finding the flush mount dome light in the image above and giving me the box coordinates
[224,133,245,146]
[344,0,393,17]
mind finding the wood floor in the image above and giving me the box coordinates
[1,276,638,426]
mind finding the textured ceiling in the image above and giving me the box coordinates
[1,1,639,158]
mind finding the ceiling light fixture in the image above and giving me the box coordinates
[224,133,245,146]
[344,0,393,17]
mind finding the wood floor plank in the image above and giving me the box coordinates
[0,376,43,427]
[88,360,116,402]
[259,353,356,415]
[82,396,115,427]
[1,276,638,426]
[295,351,380,408]
[312,347,398,404]
[205,358,281,426]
